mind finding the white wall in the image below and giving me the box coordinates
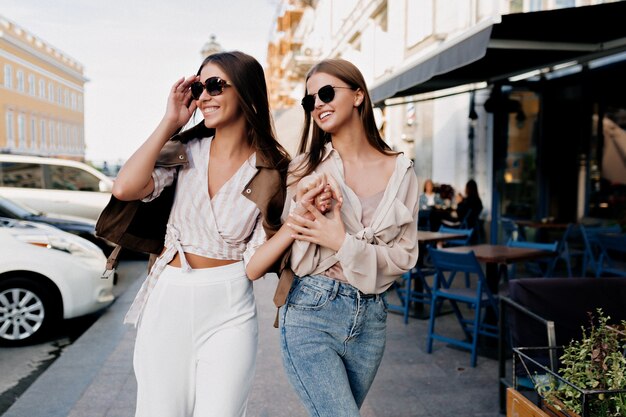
[432,94,469,191]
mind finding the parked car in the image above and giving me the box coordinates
[0,218,114,346]
[0,194,114,254]
[0,154,114,220]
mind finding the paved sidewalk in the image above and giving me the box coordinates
[2,265,503,417]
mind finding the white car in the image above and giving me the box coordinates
[0,218,114,346]
[0,154,114,220]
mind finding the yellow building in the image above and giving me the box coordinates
[0,16,87,161]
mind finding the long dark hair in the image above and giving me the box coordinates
[294,58,394,179]
[197,51,290,172]
[465,179,479,199]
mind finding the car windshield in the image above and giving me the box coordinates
[0,195,40,218]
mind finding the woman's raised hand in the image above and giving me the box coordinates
[164,76,199,128]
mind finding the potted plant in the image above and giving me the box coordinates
[528,310,626,417]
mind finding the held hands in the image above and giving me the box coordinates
[288,199,345,251]
[164,76,199,128]
[295,173,343,214]
[289,173,346,251]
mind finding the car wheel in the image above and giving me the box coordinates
[0,277,60,346]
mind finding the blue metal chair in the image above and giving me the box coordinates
[437,225,473,247]
[500,218,525,243]
[388,262,436,324]
[438,225,474,287]
[580,224,622,276]
[504,239,559,279]
[595,233,626,277]
[426,247,499,367]
[555,223,586,277]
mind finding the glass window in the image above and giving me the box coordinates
[0,162,44,188]
[17,114,25,149]
[28,74,35,95]
[407,0,434,46]
[56,123,62,150]
[39,79,45,99]
[529,0,542,11]
[44,165,100,191]
[501,91,539,221]
[16,70,24,92]
[554,0,575,9]
[6,111,14,149]
[4,65,12,88]
[48,82,54,102]
[30,117,37,150]
[509,0,523,13]
[49,121,55,150]
[40,119,46,150]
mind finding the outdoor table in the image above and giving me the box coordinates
[439,244,556,291]
[417,230,469,245]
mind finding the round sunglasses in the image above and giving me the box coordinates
[190,76,231,100]
[301,85,355,112]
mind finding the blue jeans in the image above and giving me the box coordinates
[279,274,388,417]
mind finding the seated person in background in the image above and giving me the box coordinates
[419,179,443,210]
[454,179,483,239]
[428,183,455,231]
[418,179,443,230]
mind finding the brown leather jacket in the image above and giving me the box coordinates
[95,122,288,279]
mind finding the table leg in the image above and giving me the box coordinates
[411,244,427,318]
[484,262,499,326]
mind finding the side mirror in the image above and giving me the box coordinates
[99,180,113,193]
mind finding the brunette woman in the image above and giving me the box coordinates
[113,51,317,417]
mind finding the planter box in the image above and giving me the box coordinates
[507,388,549,417]
[513,347,626,417]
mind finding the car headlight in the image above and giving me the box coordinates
[9,223,105,260]
[48,234,105,259]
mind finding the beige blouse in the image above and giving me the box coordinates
[288,142,419,294]
[323,190,384,282]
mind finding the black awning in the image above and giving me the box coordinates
[370,1,626,103]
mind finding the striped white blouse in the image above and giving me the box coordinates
[124,135,265,325]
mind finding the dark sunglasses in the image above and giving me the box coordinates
[301,85,355,112]
[190,77,231,100]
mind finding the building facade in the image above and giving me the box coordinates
[0,16,87,161]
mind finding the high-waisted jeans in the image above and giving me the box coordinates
[279,274,388,417]
[133,262,257,417]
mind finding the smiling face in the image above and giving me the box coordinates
[305,72,362,134]
[196,62,244,129]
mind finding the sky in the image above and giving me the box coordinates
[1,0,280,164]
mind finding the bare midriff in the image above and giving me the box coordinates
[167,251,238,269]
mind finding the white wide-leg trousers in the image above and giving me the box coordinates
[133,262,258,417]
